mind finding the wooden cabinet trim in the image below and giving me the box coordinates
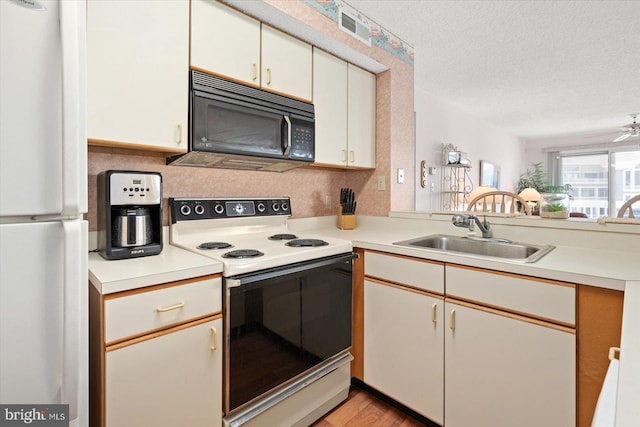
[105,311,222,349]
[106,313,222,352]
[103,274,221,300]
[446,296,576,334]
[351,248,365,380]
[88,138,186,155]
[365,276,445,299]
[447,263,577,289]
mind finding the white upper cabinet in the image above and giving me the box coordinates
[312,49,348,166]
[347,64,376,168]
[190,0,261,87]
[261,25,312,101]
[313,49,376,168]
[190,1,312,101]
[87,0,188,152]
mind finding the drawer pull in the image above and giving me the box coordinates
[450,309,456,331]
[156,302,185,313]
[211,326,218,351]
[252,63,257,81]
[176,124,182,144]
[431,303,437,324]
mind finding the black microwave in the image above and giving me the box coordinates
[168,71,315,172]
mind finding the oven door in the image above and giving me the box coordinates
[224,252,355,414]
[192,91,291,159]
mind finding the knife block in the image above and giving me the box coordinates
[337,213,356,230]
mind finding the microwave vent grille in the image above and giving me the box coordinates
[191,71,314,117]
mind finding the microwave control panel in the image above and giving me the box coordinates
[290,121,315,161]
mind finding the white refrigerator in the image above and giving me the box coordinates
[0,0,88,426]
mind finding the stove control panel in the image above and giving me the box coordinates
[170,197,291,222]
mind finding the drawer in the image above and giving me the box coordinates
[445,266,575,325]
[104,276,221,343]
[365,251,444,294]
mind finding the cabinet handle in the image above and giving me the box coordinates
[450,309,456,330]
[266,68,272,85]
[431,303,437,324]
[211,326,218,351]
[341,149,347,163]
[252,63,257,81]
[156,301,185,313]
[176,124,182,144]
[349,150,355,163]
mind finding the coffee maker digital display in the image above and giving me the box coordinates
[97,170,163,260]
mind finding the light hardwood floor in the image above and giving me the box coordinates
[311,386,428,427]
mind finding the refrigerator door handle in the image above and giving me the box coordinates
[61,220,88,423]
[60,0,87,216]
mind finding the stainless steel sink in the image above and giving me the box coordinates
[393,234,554,263]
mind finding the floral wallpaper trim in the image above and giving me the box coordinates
[302,0,415,66]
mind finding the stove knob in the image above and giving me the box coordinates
[214,204,224,215]
[271,202,280,212]
[180,204,191,216]
[194,204,205,215]
[256,202,266,213]
[281,202,289,212]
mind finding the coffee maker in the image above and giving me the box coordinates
[97,170,163,260]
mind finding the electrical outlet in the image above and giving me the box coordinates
[325,195,331,209]
[397,168,405,184]
[377,175,386,191]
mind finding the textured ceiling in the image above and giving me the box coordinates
[346,0,640,141]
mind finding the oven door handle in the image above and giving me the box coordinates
[225,252,358,288]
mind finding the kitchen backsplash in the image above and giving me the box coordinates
[87,150,384,231]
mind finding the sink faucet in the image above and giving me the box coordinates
[452,214,491,238]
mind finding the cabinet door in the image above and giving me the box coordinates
[105,318,222,427]
[190,0,260,87]
[347,64,376,168]
[444,302,575,427]
[364,280,444,424]
[87,0,188,151]
[312,49,348,166]
[261,25,312,101]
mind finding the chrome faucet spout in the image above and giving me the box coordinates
[452,214,491,238]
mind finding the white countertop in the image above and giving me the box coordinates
[288,213,639,427]
[89,244,223,295]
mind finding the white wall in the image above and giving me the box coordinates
[414,87,526,210]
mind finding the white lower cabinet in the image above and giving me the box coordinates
[364,280,444,424]
[444,302,575,427]
[361,251,576,427]
[105,317,222,427]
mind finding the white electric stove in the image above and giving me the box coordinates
[169,197,354,427]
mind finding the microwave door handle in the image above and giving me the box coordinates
[283,115,292,156]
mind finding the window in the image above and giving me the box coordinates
[552,149,640,219]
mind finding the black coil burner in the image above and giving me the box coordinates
[285,239,329,247]
[268,233,298,240]
[222,249,264,259]
[197,242,233,250]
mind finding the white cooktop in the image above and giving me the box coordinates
[170,215,352,277]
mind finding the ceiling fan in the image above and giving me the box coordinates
[613,113,640,142]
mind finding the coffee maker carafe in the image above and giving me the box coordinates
[97,170,163,260]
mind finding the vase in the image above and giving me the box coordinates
[540,192,570,219]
